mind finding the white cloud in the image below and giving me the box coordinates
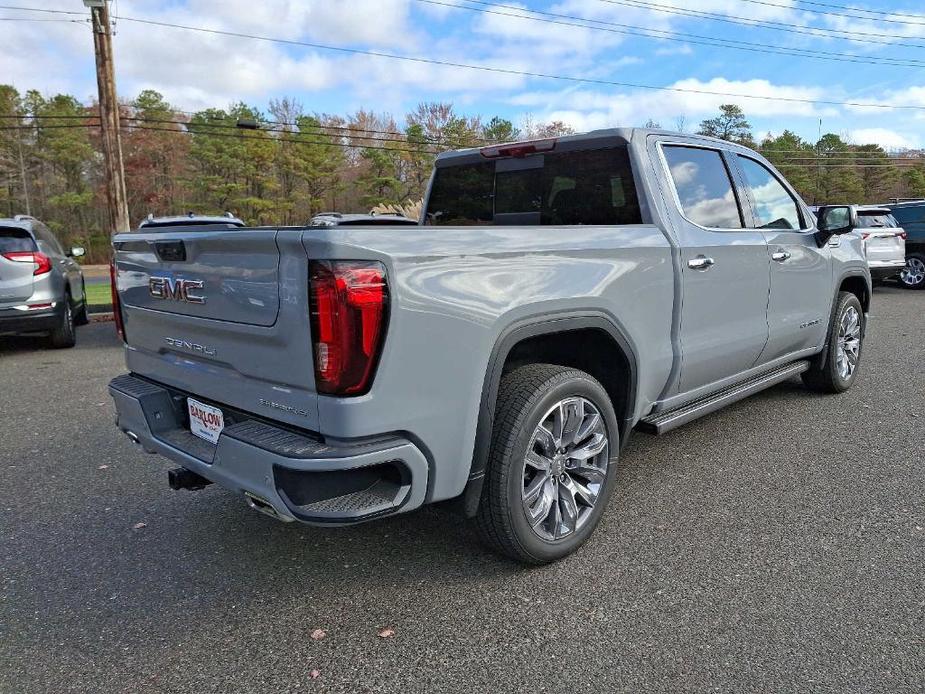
[849,128,920,150]
[510,77,834,131]
[0,0,919,149]
[656,44,694,56]
[0,20,94,98]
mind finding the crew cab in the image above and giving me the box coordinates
[108,129,870,563]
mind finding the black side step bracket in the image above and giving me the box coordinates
[637,361,810,435]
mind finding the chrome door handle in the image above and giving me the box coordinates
[687,255,715,270]
[771,250,791,262]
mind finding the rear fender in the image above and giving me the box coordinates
[458,312,638,517]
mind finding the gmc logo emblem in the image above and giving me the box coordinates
[148,277,206,304]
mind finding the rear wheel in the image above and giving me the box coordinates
[48,296,76,349]
[475,364,620,564]
[802,291,864,393]
[900,253,925,290]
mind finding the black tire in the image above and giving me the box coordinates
[475,364,620,564]
[802,291,864,393]
[899,252,925,290]
[75,280,89,326]
[48,295,76,349]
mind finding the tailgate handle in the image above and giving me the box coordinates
[154,240,187,262]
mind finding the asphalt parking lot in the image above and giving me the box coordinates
[1,287,923,693]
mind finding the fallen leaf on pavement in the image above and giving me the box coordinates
[133,522,147,530]
[377,627,395,638]
[310,628,327,640]
[98,465,109,470]
[309,669,321,680]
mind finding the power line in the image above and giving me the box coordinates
[787,0,925,19]
[0,113,500,145]
[108,14,925,112]
[0,123,98,131]
[5,121,924,164]
[130,125,443,154]
[735,0,925,27]
[0,16,87,23]
[0,120,446,154]
[0,4,86,15]
[593,0,925,48]
[419,0,925,68]
[139,116,489,146]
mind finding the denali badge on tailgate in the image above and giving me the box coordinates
[148,276,206,304]
[164,337,216,356]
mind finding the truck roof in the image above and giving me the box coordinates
[435,127,743,166]
[139,212,245,229]
[309,213,418,227]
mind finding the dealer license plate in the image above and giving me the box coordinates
[187,398,224,445]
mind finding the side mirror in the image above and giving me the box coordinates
[69,246,86,258]
[815,205,856,247]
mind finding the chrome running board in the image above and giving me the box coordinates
[638,361,810,435]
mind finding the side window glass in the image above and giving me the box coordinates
[663,146,743,229]
[36,227,63,255]
[892,206,925,225]
[737,156,802,230]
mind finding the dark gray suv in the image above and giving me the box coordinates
[0,216,87,348]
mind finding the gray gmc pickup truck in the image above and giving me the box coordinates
[108,128,870,563]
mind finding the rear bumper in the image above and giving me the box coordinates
[108,374,429,525]
[868,259,906,280]
[0,304,61,335]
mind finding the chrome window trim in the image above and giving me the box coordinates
[735,153,813,233]
[655,140,752,234]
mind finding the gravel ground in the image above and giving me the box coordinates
[1,286,923,693]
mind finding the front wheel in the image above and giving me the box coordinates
[899,253,925,290]
[475,364,620,564]
[802,291,864,393]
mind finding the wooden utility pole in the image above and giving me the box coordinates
[87,0,130,234]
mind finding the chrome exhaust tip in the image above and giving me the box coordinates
[244,492,288,522]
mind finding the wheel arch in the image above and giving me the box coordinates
[838,272,871,314]
[458,312,639,517]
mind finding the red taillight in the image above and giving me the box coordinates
[480,138,556,159]
[861,232,871,240]
[897,230,908,240]
[2,251,52,275]
[309,260,388,396]
[110,258,126,342]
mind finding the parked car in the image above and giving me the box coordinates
[309,212,419,226]
[139,212,245,229]
[0,215,87,348]
[854,206,907,283]
[886,200,925,289]
[108,129,870,563]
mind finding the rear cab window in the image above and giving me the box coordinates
[0,227,37,254]
[425,146,642,226]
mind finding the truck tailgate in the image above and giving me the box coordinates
[117,229,281,325]
[112,228,320,431]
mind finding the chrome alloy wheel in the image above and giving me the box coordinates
[900,257,925,287]
[835,305,861,380]
[522,397,609,541]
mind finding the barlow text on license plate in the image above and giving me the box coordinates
[188,398,224,444]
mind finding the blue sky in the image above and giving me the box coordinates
[4,0,925,149]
